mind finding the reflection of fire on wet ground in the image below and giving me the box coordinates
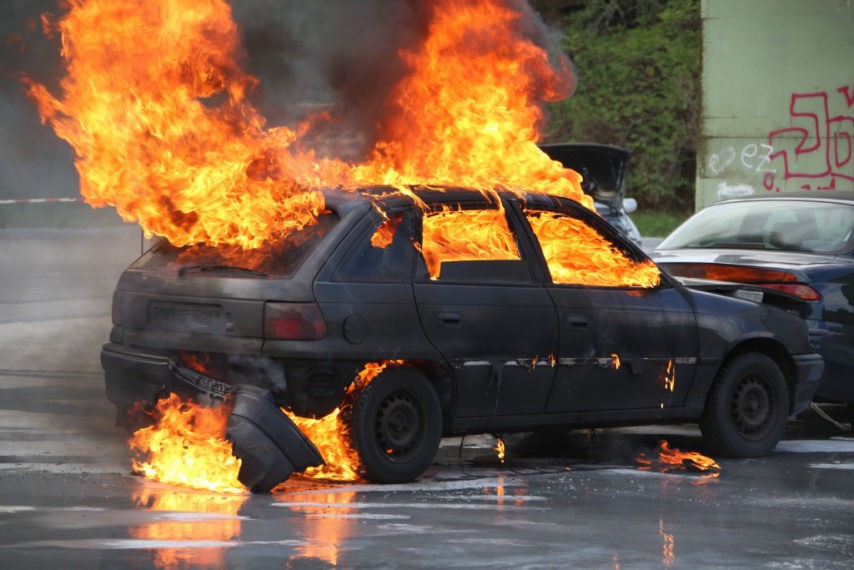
[131,490,247,569]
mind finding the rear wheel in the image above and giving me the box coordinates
[348,368,442,483]
[700,352,789,458]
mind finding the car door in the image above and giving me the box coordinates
[514,200,698,413]
[411,203,559,420]
[314,207,438,362]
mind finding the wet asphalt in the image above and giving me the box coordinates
[0,227,852,569]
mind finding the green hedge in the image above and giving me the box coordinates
[543,0,700,214]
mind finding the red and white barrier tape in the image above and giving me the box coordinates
[0,198,81,205]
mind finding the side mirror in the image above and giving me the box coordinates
[622,198,638,214]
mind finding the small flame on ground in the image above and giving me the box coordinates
[495,437,506,464]
[636,440,720,478]
[611,353,621,370]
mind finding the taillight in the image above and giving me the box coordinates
[663,263,822,302]
[264,302,327,340]
[758,283,821,301]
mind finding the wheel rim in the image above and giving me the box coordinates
[730,375,774,440]
[374,390,425,462]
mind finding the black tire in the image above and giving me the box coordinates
[700,352,790,458]
[348,368,442,483]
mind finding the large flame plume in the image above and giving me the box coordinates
[25,0,592,251]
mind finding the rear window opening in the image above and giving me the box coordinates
[134,212,340,276]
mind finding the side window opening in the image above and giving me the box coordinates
[334,212,413,283]
[524,209,660,288]
[419,207,531,284]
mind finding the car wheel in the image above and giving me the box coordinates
[700,352,789,458]
[348,368,442,483]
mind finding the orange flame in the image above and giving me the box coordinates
[283,408,360,483]
[130,361,403,490]
[129,394,244,493]
[636,440,720,478]
[351,0,589,205]
[24,0,325,249]
[661,359,675,392]
[495,437,506,464]
[525,211,660,287]
[422,208,520,279]
[611,353,621,370]
[283,360,404,483]
[25,0,594,254]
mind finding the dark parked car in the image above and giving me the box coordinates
[539,143,642,246]
[653,192,854,405]
[102,186,822,491]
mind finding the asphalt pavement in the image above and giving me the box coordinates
[0,227,852,569]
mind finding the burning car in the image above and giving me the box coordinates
[102,185,823,491]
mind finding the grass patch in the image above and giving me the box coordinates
[632,210,689,238]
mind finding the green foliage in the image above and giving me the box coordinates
[631,209,687,238]
[544,0,700,213]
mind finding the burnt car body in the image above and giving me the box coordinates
[103,186,822,488]
[653,192,854,404]
[539,143,642,246]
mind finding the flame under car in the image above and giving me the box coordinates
[102,186,823,490]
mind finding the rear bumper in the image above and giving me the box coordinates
[791,353,824,415]
[101,343,175,417]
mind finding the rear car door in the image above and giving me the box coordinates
[314,206,437,360]
[514,200,698,413]
[411,202,559,421]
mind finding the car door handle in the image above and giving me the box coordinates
[438,312,462,327]
[566,314,588,328]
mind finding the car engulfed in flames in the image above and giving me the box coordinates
[105,185,823,492]
[23,0,823,492]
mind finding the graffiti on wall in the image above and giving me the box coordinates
[706,83,854,196]
[765,84,854,192]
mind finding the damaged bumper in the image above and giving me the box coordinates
[791,353,824,416]
[101,342,324,492]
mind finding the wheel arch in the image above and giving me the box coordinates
[389,360,453,429]
[721,337,797,414]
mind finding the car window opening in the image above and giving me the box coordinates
[140,211,341,276]
[420,208,522,281]
[524,209,660,288]
[335,212,413,283]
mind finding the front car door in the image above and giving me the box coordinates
[411,198,559,426]
[512,197,698,414]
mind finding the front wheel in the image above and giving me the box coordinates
[700,352,790,458]
[348,368,442,483]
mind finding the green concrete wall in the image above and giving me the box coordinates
[698,0,854,209]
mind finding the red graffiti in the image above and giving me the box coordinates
[765,85,854,192]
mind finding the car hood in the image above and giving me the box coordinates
[538,143,629,210]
